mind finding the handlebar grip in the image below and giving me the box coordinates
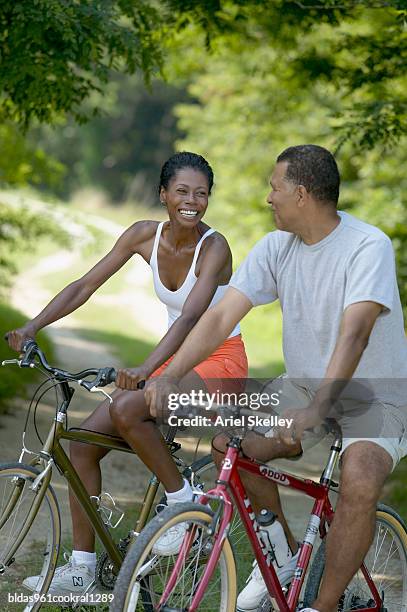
[105,368,117,384]
[21,338,37,353]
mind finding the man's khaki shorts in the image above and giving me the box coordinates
[257,375,407,471]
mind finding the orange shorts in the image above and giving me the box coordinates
[150,334,248,394]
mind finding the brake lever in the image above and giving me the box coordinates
[78,379,114,404]
[1,359,23,367]
[89,386,114,404]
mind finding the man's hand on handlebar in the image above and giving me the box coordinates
[5,324,37,353]
[145,377,180,420]
[115,366,148,391]
[276,405,323,447]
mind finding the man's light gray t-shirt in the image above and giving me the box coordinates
[230,211,407,406]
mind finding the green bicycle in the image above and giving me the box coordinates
[0,340,223,611]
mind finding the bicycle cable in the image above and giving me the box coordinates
[192,436,202,465]
[32,379,71,446]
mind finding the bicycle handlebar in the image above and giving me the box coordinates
[3,338,117,389]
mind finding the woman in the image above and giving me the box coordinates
[6,151,248,595]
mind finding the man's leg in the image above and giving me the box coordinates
[312,441,393,612]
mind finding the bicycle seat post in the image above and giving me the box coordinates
[320,420,342,486]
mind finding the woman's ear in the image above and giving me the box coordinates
[159,187,166,205]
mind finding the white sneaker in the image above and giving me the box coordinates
[23,552,95,595]
[152,521,188,556]
[236,549,300,612]
[299,609,320,611]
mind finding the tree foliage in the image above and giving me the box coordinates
[0,1,405,151]
[31,74,188,203]
[0,0,163,126]
[0,122,64,187]
[170,5,407,312]
[0,202,70,290]
[168,0,407,152]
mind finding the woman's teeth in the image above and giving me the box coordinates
[179,209,198,217]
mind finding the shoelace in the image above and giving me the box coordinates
[159,522,186,540]
[53,552,74,577]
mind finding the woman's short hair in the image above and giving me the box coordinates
[159,152,214,195]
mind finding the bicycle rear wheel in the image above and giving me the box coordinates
[303,504,407,611]
[111,502,237,612]
[0,462,61,612]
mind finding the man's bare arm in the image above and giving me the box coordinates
[280,300,383,444]
[312,300,383,411]
[163,287,253,379]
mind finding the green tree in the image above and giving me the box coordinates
[170,6,407,310]
[0,0,163,126]
[167,0,406,152]
[32,74,189,203]
[1,1,405,151]
[0,122,64,187]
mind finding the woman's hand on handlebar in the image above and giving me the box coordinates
[115,366,149,391]
[5,324,37,353]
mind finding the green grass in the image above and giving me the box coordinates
[69,188,163,228]
[75,327,156,368]
[1,501,143,612]
[0,302,55,414]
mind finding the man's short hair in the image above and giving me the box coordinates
[277,144,340,206]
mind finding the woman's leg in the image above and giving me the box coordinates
[110,371,208,556]
[69,389,123,552]
[109,389,183,491]
[110,370,206,492]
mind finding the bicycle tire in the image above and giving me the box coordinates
[303,503,407,611]
[111,502,237,612]
[0,462,61,612]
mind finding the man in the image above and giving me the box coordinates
[145,144,407,612]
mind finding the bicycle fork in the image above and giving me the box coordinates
[0,461,52,571]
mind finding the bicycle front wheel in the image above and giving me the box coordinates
[303,503,407,611]
[0,462,61,612]
[111,501,237,612]
[188,454,254,590]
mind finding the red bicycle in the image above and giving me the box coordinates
[111,414,407,612]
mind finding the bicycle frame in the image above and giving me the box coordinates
[161,431,384,612]
[21,379,177,572]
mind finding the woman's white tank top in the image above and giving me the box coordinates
[149,221,240,337]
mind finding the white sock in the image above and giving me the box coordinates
[165,479,193,505]
[72,550,97,571]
